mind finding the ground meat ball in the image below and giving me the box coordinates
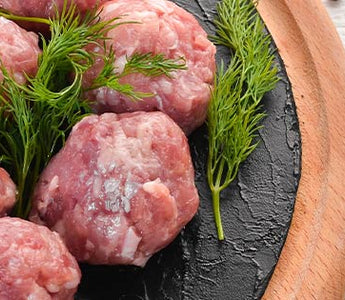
[30,112,199,266]
[0,0,110,33]
[0,217,81,300]
[0,168,16,217]
[0,17,41,84]
[83,0,216,135]
[0,0,107,16]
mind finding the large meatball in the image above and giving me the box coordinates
[30,112,199,266]
[0,17,41,84]
[83,0,216,134]
[0,168,16,217]
[0,217,81,299]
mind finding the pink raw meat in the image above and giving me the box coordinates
[30,112,199,266]
[0,217,81,300]
[0,17,41,84]
[0,168,16,217]
[0,0,110,33]
[0,0,107,16]
[83,0,216,134]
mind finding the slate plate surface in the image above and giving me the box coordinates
[76,1,301,299]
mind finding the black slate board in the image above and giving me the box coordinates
[76,1,301,299]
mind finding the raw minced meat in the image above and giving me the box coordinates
[0,168,16,217]
[83,0,216,134]
[0,0,107,16]
[30,112,199,266]
[0,217,81,300]
[0,0,110,33]
[0,17,41,84]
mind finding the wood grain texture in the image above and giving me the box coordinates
[322,0,345,46]
[257,0,345,299]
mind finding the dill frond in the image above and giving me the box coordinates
[207,0,279,240]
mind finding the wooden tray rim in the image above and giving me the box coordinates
[257,1,345,298]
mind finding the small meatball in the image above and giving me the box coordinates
[0,17,41,84]
[0,0,110,33]
[0,168,16,216]
[0,217,81,300]
[83,0,216,134]
[30,112,199,266]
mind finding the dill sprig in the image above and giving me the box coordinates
[207,0,279,240]
[122,53,187,78]
[85,49,155,101]
[83,48,186,101]
[0,1,186,218]
[88,51,187,101]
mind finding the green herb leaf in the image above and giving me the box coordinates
[87,49,187,101]
[207,0,279,240]
[122,52,186,78]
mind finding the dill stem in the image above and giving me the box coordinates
[212,188,224,240]
[0,12,50,25]
[13,179,24,217]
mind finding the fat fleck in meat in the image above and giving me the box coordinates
[30,112,199,266]
[0,217,81,300]
[0,17,41,84]
[0,168,16,217]
[83,0,216,135]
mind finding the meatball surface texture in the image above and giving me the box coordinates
[30,112,199,266]
[0,17,41,84]
[0,217,81,300]
[0,168,16,217]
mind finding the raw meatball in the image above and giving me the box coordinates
[0,0,107,16]
[0,217,81,300]
[0,17,41,84]
[0,168,16,216]
[83,0,216,134]
[0,0,110,33]
[30,112,199,266]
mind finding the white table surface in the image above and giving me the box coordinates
[322,0,345,46]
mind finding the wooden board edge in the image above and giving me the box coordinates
[257,0,345,298]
